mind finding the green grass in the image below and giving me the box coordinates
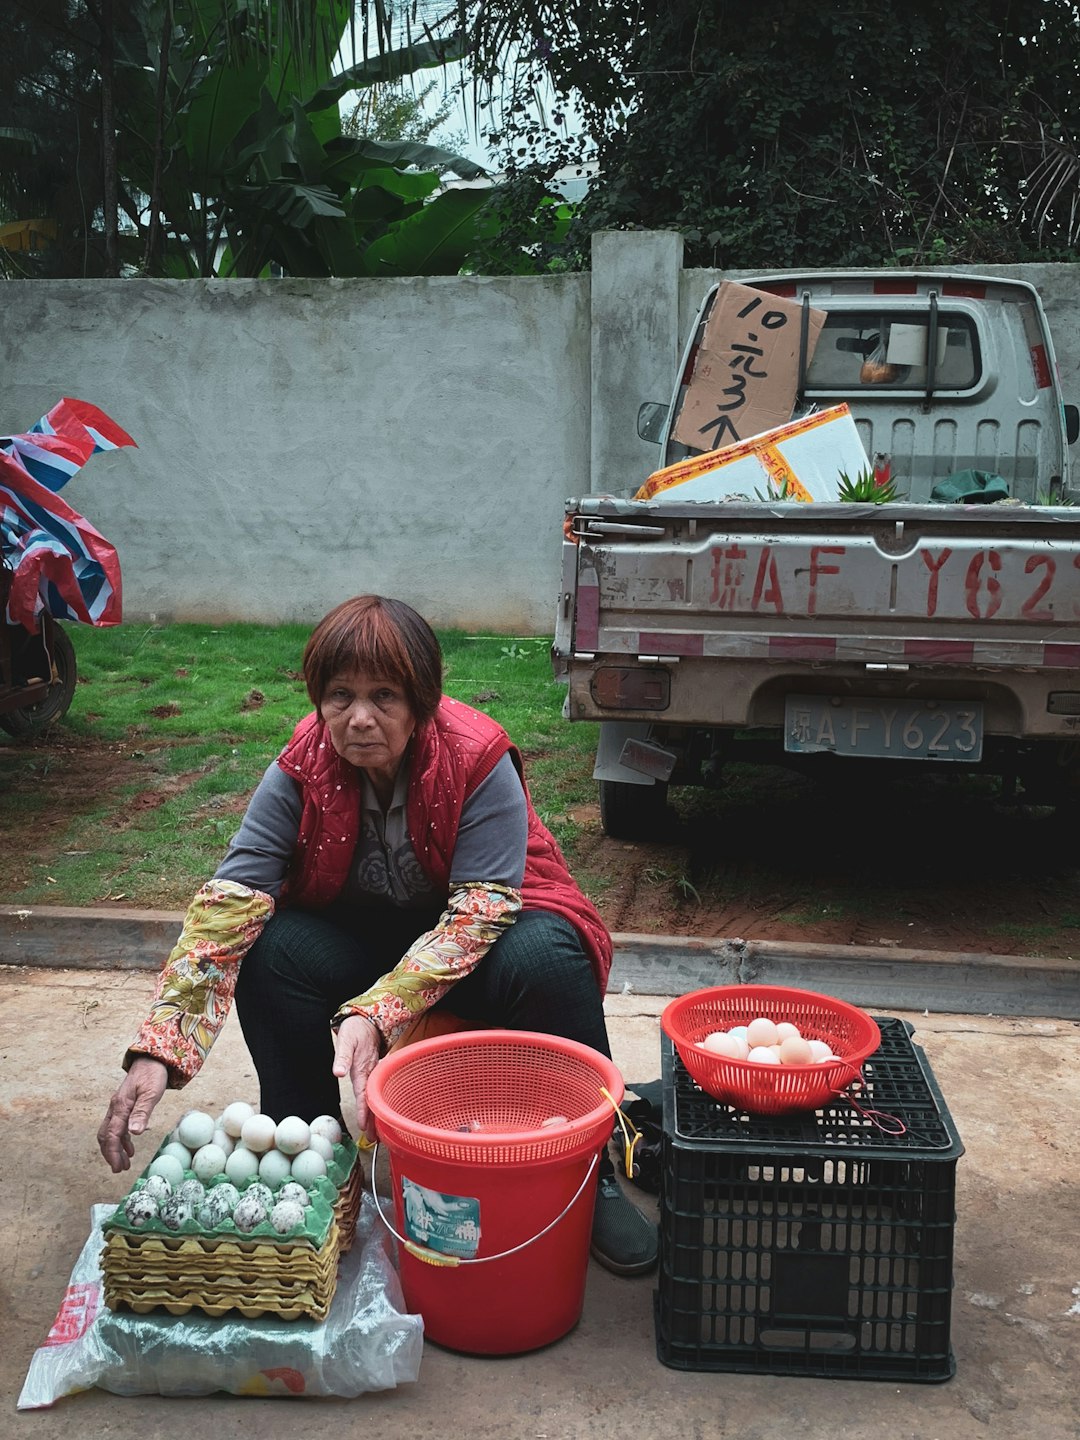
[0,622,599,908]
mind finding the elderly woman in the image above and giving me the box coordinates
[97,595,657,1276]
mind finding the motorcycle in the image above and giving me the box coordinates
[0,397,135,741]
[0,562,77,738]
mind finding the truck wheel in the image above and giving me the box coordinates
[0,624,77,739]
[599,779,670,840]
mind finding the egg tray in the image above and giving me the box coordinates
[104,1137,360,1249]
[102,1219,342,1322]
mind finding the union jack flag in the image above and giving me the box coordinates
[1,399,136,631]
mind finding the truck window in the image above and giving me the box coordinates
[805,310,979,392]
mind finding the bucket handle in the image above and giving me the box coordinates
[369,1145,599,1268]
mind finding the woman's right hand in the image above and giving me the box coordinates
[97,1057,170,1173]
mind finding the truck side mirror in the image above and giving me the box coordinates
[1064,404,1079,445]
[637,402,669,444]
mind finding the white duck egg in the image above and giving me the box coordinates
[746,1017,780,1049]
[308,1114,343,1146]
[698,1030,742,1058]
[211,1127,235,1157]
[747,1045,781,1064]
[269,1199,307,1235]
[778,1035,813,1066]
[160,1140,193,1169]
[192,1142,229,1182]
[176,1109,216,1151]
[808,1039,836,1063]
[220,1100,256,1138]
[289,1150,328,1188]
[224,1146,260,1186]
[147,1154,185,1188]
[277,1181,309,1209]
[258,1149,293,1188]
[141,1173,173,1204]
[306,1133,334,1163]
[273,1115,311,1156]
[232,1193,269,1233]
[240,1113,277,1153]
[775,1022,803,1042]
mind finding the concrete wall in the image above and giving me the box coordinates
[3,240,1078,632]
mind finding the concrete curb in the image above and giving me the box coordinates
[3,904,1077,1018]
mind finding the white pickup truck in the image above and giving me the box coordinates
[554,270,1080,837]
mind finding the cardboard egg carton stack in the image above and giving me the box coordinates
[101,1221,342,1321]
[102,1143,364,1322]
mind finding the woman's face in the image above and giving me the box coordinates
[320,669,416,780]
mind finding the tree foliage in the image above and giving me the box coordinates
[2,0,491,277]
[422,0,1080,268]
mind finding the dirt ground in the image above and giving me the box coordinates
[5,732,1080,960]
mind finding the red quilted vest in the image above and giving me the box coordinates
[277,698,613,992]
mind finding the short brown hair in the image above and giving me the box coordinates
[302,596,443,721]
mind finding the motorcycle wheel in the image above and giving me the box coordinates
[0,623,78,739]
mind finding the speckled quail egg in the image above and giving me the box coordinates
[177,1177,206,1206]
[269,1199,306,1235]
[220,1100,256,1138]
[141,1172,173,1204]
[197,1184,240,1230]
[273,1115,311,1156]
[224,1145,260,1186]
[258,1149,293,1188]
[159,1193,195,1230]
[277,1181,309,1209]
[242,1181,274,1210]
[122,1190,160,1227]
[239,1113,277,1154]
[206,1180,241,1210]
[232,1192,269,1233]
[176,1109,216,1151]
[289,1149,328,1188]
[147,1154,186,1188]
[308,1114,343,1146]
[191,1142,229,1182]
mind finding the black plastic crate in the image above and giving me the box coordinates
[655,1018,964,1381]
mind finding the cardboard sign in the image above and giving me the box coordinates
[672,281,826,451]
[635,404,870,504]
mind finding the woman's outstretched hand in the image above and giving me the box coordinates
[97,1057,170,1172]
[332,1015,382,1141]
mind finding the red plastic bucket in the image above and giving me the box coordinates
[366,1028,624,1355]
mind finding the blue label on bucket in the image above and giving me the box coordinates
[401,1177,481,1259]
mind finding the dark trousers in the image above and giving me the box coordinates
[233,904,613,1125]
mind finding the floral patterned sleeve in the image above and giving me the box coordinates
[332,882,522,1050]
[124,879,275,1088]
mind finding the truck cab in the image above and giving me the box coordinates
[656,271,1079,501]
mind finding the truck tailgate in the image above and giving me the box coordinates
[562,500,1080,669]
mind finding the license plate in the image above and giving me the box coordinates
[784,695,984,761]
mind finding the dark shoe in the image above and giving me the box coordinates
[591,1174,659,1277]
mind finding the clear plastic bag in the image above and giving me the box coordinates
[18,1194,424,1408]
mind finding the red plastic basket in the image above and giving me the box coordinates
[661,984,881,1115]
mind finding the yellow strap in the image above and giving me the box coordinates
[404,1241,462,1267]
[600,1086,643,1180]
